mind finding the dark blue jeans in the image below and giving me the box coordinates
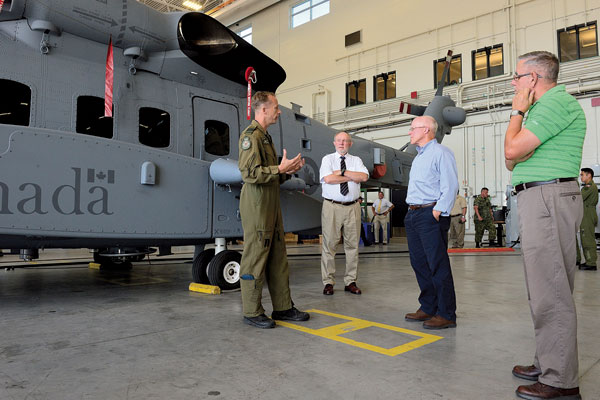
[404,208,456,321]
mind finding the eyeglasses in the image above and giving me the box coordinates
[513,72,545,80]
[409,126,428,132]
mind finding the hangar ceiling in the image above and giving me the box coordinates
[138,0,225,14]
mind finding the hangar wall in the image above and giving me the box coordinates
[225,0,600,230]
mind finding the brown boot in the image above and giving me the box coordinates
[423,315,456,330]
[404,308,432,322]
[516,382,580,399]
[512,364,541,381]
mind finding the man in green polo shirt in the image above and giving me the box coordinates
[504,51,585,399]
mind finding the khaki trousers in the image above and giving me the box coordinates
[449,215,465,248]
[517,181,583,389]
[373,214,390,243]
[321,200,361,286]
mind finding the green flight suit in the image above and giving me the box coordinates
[238,120,292,317]
[474,195,496,244]
[577,180,598,266]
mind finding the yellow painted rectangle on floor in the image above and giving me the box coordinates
[276,309,443,356]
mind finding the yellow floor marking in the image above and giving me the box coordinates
[276,309,443,356]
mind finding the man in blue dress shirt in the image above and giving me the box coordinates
[404,116,459,330]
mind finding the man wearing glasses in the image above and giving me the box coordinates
[505,51,585,399]
[404,115,459,330]
[319,132,369,295]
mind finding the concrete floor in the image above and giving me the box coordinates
[1,243,599,400]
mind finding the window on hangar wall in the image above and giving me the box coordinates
[472,45,504,81]
[346,79,366,107]
[558,21,598,62]
[237,26,252,44]
[291,0,330,28]
[373,72,396,101]
[76,96,113,139]
[433,54,462,88]
[139,107,170,148]
[0,79,31,127]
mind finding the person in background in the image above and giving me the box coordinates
[371,191,395,245]
[449,190,467,248]
[473,187,497,247]
[577,167,598,271]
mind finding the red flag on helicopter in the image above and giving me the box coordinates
[0,0,5,13]
[104,36,114,117]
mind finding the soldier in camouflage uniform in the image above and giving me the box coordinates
[238,91,310,328]
[473,187,497,247]
[577,167,598,271]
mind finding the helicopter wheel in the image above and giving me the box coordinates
[207,250,241,290]
[192,248,215,284]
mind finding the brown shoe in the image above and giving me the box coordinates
[516,382,580,399]
[423,315,456,330]
[405,308,433,322]
[512,364,541,381]
[344,282,361,295]
[323,284,334,295]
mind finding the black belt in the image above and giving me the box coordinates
[408,202,437,210]
[451,214,462,217]
[514,178,577,193]
[324,198,357,206]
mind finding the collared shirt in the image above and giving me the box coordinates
[373,198,393,214]
[512,85,586,185]
[406,139,458,216]
[320,152,369,202]
[450,195,466,216]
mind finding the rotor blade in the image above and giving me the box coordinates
[399,101,426,116]
[435,49,453,96]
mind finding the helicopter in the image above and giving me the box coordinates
[0,0,465,289]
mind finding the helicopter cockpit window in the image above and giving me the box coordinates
[205,120,229,156]
[139,107,170,148]
[0,79,31,126]
[76,96,113,138]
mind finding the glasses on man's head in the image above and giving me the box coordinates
[513,71,545,81]
[409,126,428,132]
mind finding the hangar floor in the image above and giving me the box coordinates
[1,242,599,400]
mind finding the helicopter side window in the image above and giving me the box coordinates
[139,107,170,148]
[205,120,229,156]
[76,96,113,138]
[0,79,31,126]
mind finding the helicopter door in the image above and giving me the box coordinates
[192,97,240,161]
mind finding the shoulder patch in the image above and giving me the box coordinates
[241,136,252,150]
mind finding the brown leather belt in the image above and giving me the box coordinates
[324,198,358,206]
[408,202,437,210]
[514,178,577,193]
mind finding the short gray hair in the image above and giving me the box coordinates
[518,51,559,82]
[251,91,276,111]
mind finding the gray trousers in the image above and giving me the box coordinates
[517,180,583,389]
[321,200,361,286]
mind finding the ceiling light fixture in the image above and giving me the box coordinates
[183,1,203,11]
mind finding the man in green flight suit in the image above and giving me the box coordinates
[473,187,497,247]
[238,91,310,329]
[577,167,598,271]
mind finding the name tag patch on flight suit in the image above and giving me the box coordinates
[241,136,251,150]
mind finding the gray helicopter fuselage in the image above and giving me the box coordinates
[0,0,412,250]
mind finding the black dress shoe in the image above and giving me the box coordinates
[272,307,310,321]
[243,314,275,329]
[323,284,334,295]
[579,263,597,271]
[344,282,361,295]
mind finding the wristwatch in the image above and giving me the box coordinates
[510,110,525,118]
